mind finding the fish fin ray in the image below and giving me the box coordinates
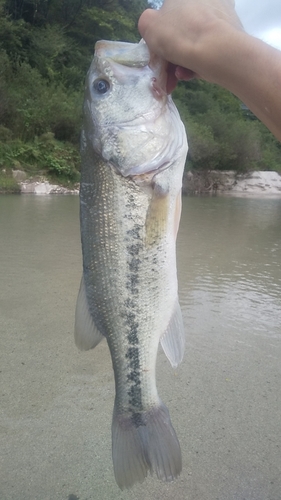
[112,402,181,490]
[160,299,185,368]
[174,189,182,239]
[74,276,104,350]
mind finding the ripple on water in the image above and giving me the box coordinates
[177,196,281,340]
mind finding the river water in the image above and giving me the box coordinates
[0,194,281,500]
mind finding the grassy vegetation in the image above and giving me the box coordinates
[0,169,21,193]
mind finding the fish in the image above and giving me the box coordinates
[74,39,188,490]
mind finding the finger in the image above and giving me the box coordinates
[166,63,178,94]
[166,64,197,94]
[175,66,197,81]
[138,9,157,39]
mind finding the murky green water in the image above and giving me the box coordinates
[1,194,281,500]
[178,196,281,339]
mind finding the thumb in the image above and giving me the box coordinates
[138,8,159,41]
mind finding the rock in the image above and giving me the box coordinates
[20,178,79,195]
[17,171,281,196]
[183,170,281,195]
[21,181,51,194]
[12,169,27,181]
[232,171,281,194]
[182,170,237,195]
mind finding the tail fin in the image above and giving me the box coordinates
[112,402,182,490]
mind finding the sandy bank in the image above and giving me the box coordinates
[9,169,281,196]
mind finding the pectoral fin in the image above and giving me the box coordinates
[145,191,169,246]
[74,276,104,350]
[160,300,185,368]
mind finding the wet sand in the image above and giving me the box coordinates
[1,195,281,500]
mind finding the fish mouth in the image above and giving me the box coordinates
[95,39,150,68]
[148,50,168,97]
[95,39,168,96]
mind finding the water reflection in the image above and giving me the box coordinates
[1,194,280,341]
[177,196,281,339]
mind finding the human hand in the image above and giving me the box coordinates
[138,0,243,91]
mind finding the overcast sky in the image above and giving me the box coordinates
[150,0,281,50]
[235,0,281,49]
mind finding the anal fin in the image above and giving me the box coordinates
[74,276,104,350]
[160,299,185,368]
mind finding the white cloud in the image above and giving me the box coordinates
[235,0,281,49]
[147,1,281,50]
[260,27,281,50]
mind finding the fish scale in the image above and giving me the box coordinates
[75,39,188,489]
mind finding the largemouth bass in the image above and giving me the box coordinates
[75,39,188,490]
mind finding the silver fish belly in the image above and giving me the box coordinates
[75,39,188,490]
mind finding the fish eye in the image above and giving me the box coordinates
[93,79,110,94]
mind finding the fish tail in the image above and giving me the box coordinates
[112,401,182,490]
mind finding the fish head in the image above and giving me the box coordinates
[83,39,187,178]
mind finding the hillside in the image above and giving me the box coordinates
[0,0,280,192]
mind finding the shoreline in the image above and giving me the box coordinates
[20,178,79,195]
[182,169,281,196]
[1,169,281,196]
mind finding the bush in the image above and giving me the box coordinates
[0,134,80,181]
[186,121,219,170]
[202,111,262,171]
[1,1,280,179]
[0,170,21,193]
[3,61,82,142]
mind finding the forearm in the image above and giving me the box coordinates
[202,25,281,141]
[139,2,281,141]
